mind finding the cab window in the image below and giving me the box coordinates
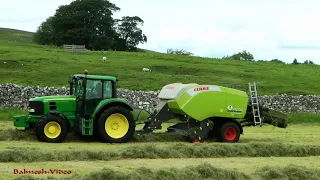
[103,81,113,99]
[75,79,83,96]
[86,79,103,99]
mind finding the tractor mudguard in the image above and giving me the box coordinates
[46,111,70,128]
[93,99,134,120]
[48,111,68,121]
[37,111,70,128]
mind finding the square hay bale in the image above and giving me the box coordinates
[262,108,288,128]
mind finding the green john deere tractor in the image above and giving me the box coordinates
[13,70,288,143]
[13,70,135,143]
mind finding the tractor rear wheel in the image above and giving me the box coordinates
[35,114,69,143]
[97,106,135,143]
[217,121,240,143]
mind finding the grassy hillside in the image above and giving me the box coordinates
[1,28,320,95]
[0,28,33,43]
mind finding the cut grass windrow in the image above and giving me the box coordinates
[0,129,187,142]
[12,163,320,180]
[2,142,320,163]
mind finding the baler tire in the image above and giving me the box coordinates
[97,106,135,143]
[35,114,68,143]
[217,121,240,143]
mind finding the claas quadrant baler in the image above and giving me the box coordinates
[12,70,288,143]
[137,82,287,142]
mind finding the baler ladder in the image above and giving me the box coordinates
[248,82,262,126]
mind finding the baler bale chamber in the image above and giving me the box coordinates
[136,82,288,143]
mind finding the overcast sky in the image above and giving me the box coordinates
[1,0,319,63]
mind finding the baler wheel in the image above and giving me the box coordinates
[35,114,68,143]
[217,121,240,143]
[97,106,135,143]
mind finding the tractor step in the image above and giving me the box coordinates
[167,120,214,142]
[81,118,93,135]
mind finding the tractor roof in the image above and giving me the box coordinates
[72,74,117,81]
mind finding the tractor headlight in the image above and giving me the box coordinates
[28,101,44,115]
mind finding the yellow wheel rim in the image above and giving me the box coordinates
[44,122,61,139]
[105,113,129,139]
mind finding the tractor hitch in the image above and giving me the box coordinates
[135,114,163,135]
[135,100,174,135]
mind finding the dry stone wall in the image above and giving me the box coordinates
[0,84,319,114]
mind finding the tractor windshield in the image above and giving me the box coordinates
[69,75,114,99]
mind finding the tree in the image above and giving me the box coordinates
[33,0,132,50]
[33,17,55,45]
[113,16,147,51]
[166,49,193,56]
[230,50,254,61]
[270,59,285,64]
[303,60,314,65]
[292,58,299,64]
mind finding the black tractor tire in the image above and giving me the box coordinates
[97,106,135,143]
[216,121,241,143]
[35,114,69,143]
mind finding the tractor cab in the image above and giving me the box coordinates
[68,70,120,135]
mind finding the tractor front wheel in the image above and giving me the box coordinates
[97,106,135,143]
[35,114,69,143]
[217,121,241,143]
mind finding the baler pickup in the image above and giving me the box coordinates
[136,82,288,143]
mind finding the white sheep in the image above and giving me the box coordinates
[142,68,152,72]
[102,56,107,63]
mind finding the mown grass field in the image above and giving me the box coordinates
[1,28,320,180]
[1,117,320,180]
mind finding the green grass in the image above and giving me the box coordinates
[288,113,320,123]
[0,108,28,121]
[0,30,320,94]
